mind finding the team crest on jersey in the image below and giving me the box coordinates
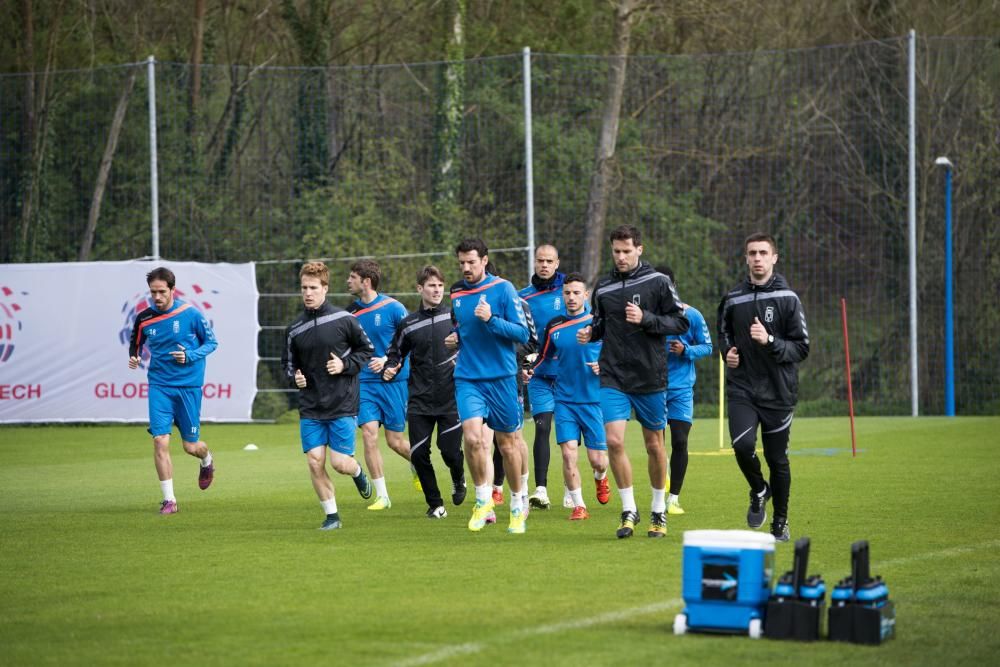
[765,306,775,323]
[375,313,382,327]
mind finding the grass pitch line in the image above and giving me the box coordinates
[392,599,683,667]
[875,539,1000,569]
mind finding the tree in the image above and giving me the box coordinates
[581,0,642,285]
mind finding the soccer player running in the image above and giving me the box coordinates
[450,238,531,534]
[346,260,416,511]
[518,244,567,511]
[577,225,689,539]
[656,265,714,516]
[383,265,466,519]
[534,272,609,520]
[283,262,375,530]
[128,267,218,515]
[717,233,809,543]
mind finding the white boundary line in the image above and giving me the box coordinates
[392,540,999,667]
[391,599,683,667]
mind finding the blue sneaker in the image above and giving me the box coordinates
[320,513,342,530]
[353,468,373,499]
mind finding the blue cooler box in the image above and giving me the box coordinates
[674,530,776,638]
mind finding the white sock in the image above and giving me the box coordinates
[321,498,338,515]
[201,451,213,467]
[373,477,388,499]
[667,493,680,504]
[510,493,523,513]
[493,484,504,495]
[520,473,530,494]
[160,479,175,502]
[594,470,607,481]
[570,487,585,507]
[619,486,636,513]
[352,463,363,477]
[476,484,491,504]
[652,487,666,513]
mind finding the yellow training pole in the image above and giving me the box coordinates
[718,354,725,449]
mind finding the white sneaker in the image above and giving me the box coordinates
[528,487,551,509]
[562,489,574,509]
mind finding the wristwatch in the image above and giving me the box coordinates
[767,334,774,345]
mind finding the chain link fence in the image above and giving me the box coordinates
[2,36,997,417]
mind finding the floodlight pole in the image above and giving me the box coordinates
[907,30,918,416]
[935,156,955,416]
[147,55,160,261]
[523,47,536,281]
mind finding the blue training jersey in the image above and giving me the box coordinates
[537,312,601,404]
[519,273,566,378]
[129,298,218,387]
[450,273,529,381]
[349,294,409,383]
[666,304,713,390]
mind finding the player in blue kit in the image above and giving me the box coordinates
[534,273,610,520]
[450,238,531,534]
[657,266,714,516]
[128,267,218,515]
[347,260,416,511]
[518,244,566,510]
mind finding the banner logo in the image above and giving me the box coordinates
[0,285,27,364]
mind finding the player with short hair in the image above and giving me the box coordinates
[347,259,416,511]
[718,233,809,542]
[518,244,567,510]
[383,265,466,519]
[534,272,609,520]
[128,267,219,515]
[450,238,531,533]
[577,225,689,539]
[656,265,713,516]
[283,261,375,530]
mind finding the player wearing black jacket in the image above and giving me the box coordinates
[282,262,376,530]
[578,225,689,539]
[383,266,466,518]
[718,233,810,542]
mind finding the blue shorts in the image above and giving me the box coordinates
[527,375,556,416]
[358,381,408,432]
[666,387,694,423]
[555,401,607,451]
[600,386,667,431]
[148,385,202,442]
[300,417,358,455]
[455,377,523,433]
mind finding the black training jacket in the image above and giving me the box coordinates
[590,261,689,394]
[383,304,458,415]
[717,272,810,409]
[282,302,374,420]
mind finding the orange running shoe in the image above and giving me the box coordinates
[569,506,590,521]
[595,477,610,505]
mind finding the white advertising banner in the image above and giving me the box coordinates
[0,261,258,423]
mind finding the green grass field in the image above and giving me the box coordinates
[1,417,998,666]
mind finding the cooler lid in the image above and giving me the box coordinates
[683,529,776,550]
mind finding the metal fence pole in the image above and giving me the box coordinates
[523,47,535,280]
[907,30,918,416]
[147,55,160,261]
